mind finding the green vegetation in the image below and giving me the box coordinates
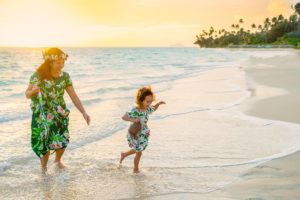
[194,2,300,48]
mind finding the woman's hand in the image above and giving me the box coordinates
[25,84,40,99]
[31,85,40,95]
[66,86,90,125]
[82,112,91,125]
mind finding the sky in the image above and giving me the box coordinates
[0,0,298,47]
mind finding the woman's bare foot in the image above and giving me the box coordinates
[119,152,126,164]
[133,168,140,174]
[41,167,48,176]
[53,161,66,169]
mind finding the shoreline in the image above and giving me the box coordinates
[228,44,297,48]
[241,49,300,124]
[203,49,300,199]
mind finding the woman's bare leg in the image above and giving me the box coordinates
[54,148,66,169]
[40,151,50,174]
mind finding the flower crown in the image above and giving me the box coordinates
[42,51,68,61]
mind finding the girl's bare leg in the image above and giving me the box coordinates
[120,149,136,164]
[133,151,142,173]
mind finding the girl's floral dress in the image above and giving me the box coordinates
[126,106,155,151]
[29,72,72,158]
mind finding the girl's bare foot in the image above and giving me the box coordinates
[119,152,126,164]
[133,168,140,174]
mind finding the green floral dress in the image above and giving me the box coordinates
[126,106,155,151]
[29,71,72,158]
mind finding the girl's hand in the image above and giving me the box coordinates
[83,112,91,125]
[131,118,140,123]
[159,101,166,105]
[154,101,166,111]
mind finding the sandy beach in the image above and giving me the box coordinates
[201,49,300,200]
[241,50,300,124]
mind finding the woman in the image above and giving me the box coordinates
[25,47,90,174]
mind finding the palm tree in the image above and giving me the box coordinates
[251,24,257,33]
[271,17,277,26]
[295,2,300,14]
[263,18,271,43]
[202,30,208,37]
[194,3,300,48]
[295,2,300,31]
[289,14,297,22]
[239,27,246,43]
[278,14,284,22]
[209,26,215,37]
[246,30,251,43]
[264,17,271,31]
[258,25,263,33]
[231,24,239,31]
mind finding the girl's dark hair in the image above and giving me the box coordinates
[136,86,155,108]
[37,47,66,81]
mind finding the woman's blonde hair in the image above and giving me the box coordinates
[136,86,155,108]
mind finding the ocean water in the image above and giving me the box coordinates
[1,47,300,199]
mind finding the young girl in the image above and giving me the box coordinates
[120,86,165,173]
[25,47,90,174]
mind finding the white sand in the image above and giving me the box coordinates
[201,49,300,200]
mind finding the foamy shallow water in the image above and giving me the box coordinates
[1,48,300,199]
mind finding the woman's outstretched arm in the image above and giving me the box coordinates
[66,86,90,125]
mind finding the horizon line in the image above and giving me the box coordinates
[0,45,196,49]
